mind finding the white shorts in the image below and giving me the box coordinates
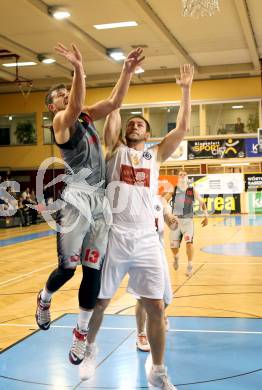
[161,250,173,305]
[169,218,194,249]
[131,251,173,305]
[99,225,165,300]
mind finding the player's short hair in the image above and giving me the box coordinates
[45,84,67,107]
[126,115,151,133]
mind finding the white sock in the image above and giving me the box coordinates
[188,261,193,269]
[41,287,53,303]
[153,364,165,372]
[77,309,93,332]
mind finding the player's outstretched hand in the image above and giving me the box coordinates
[176,64,194,88]
[55,43,83,68]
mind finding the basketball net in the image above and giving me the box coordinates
[182,0,220,18]
[18,81,33,99]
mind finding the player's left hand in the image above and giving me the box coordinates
[201,216,208,227]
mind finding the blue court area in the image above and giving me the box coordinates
[1,314,262,389]
[202,241,262,257]
[219,215,262,227]
[0,230,56,247]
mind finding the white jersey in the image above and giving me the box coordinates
[106,144,159,228]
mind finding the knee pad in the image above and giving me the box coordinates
[46,267,76,292]
[79,267,101,310]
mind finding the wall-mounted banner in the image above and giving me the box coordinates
[244,174,262,191]
[158,175,241,214]
[166,140,187,161]
[188,138,245,159]
[158,175,177,194]
[194,194,241,214]
[146,140,187,161]
[189,174,244,194]
[248,192,262,214]
[244,138,262,158]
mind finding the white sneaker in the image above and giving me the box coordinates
[35,289,51,330]
[186,262,193,277]
[79,343,97,381]
[148,366,177,390]
[136,332,150,352]
[173,256,179,271]
[69,327,87,365]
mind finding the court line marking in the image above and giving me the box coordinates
[1,323,262,335]
[0,263,57,288]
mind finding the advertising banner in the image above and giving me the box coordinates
[158,175,177,194]
[194,194,241,214]
[248,192,262,214]
[188,138,245,159]
[189,174,244,194]
[244,174,262,191]
[244,138,262,157]
[166,140,187,161]
[158,174,242,214]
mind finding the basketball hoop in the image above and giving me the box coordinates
[18,81,33,99]
[182,0,220,18]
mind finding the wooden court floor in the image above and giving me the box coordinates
[0,215,261,352]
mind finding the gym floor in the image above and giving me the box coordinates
[1,215,262,389]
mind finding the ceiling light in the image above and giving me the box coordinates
[232,105,244,109]
[43,117,49,120]
[8,116,12,121]
[52,10,71,20]
[2,62,36,67]
[130,111,142,115]
[221,163,249,166]
[107,49,126,61]
[42,58,56,64]
[94,21,138,30]
[135,67,144,74]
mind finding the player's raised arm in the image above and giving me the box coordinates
[103,109,122,153]
[156,64,194,163]
[52,43,85,135]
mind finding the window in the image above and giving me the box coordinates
[42,112,54,144]
[0,113,36,145]
[206,101,259,135]
[148,105,200,138]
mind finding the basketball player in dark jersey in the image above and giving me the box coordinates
[170,170,208,276]
[35,43,144,365]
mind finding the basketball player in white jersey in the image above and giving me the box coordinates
[135,194,177,352]
[79,64,194,389]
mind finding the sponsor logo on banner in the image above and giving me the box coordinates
[244,138,262,157]
[188,138,245,159]
[244,174,262,191]
[248,192,262,214]
[194,194,241,214]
